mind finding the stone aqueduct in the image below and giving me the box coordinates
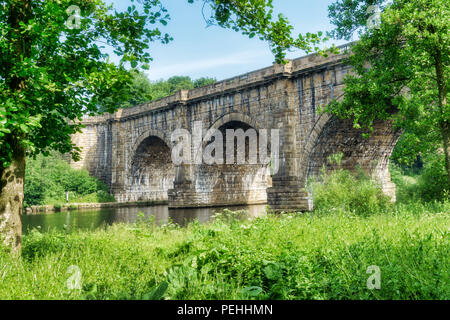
[70,44,401,211]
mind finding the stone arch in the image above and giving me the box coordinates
[304,115,401,200]
[300,113,333,174]
[125,132,175,202]
[191,114,272,206]
[129,129,173,166]
[196,112,266,161]
[208,112,260,134]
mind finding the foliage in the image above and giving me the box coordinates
[325,0,450,184]
[389,163,420,203]
[146,75,217,101]
[98,71,217,110]
[328,0,386,40]
[193,77,218,88]
[0,204,448,299]
[309,154,391,215]
[24,154,114,207]
[417,153,450,202]
[391,153,450,203]
[391,128,441,168]
[99,70,153,111]
[195,0,335,62]
[0,0,171,166]
[133,74,217,103]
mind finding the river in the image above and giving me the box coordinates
[21,204,268,234]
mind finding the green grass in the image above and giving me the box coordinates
[46,191,116,207]
[4,162,449,300]
[1,202,449,300]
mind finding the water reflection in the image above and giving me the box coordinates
[22,204,267,234]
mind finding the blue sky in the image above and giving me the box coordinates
[108,1,347,81]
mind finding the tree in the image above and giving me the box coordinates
[99,72,217,110]
[0,0,328,252]
[194,77,217,88]
[146,75,217,101]
[390,122,439,168]
[99,69,153,110]
[325,0,449,187]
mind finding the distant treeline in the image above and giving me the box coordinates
[100,71,216,111]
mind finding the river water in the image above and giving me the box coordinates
[21,204,267,234]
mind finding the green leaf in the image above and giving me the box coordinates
[263,262,283,280]
[143,281,168,300]
[243,286,263,297]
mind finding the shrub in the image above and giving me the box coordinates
[309,153,391,215]
[416,153,449,202]
[390,153,449,203]
[24,153,115,207]
[389,163,418,203]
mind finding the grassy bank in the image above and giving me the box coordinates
[1,201,449,300]
[6,154,448,300]
[25,200,168,214]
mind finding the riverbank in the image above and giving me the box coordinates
[2,203,449,300]
[24,200,168,215]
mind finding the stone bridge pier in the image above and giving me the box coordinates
[70,44,401,212]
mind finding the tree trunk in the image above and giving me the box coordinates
[0,0,31,252]
[0,140,25,253]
